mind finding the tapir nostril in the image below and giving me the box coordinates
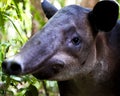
[10,62,22,74]
[2,61,22,75]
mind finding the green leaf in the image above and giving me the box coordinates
[12,0,22,20]
[0,51,4,63]
[0,11,5,33]
[25,84,38,96]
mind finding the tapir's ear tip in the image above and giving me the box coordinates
[93,0,119,11]
[89,0,119,32]
[41,0,58,19]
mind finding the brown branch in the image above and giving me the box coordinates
[30,0,46,36]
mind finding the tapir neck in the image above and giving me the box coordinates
[58,77,116,96]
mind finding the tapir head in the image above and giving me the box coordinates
[2,1,119,81]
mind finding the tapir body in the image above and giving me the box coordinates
[2,0,120,96]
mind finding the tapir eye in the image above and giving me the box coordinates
[71,37,81,46]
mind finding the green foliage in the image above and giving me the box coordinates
[116,0,120,19]
[56,0,66,7]
[0,0,59,96]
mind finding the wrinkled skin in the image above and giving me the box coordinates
[2,1,120,96]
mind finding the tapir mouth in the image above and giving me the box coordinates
[32,59,65,80]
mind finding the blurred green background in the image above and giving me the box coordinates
[0,0,120,96]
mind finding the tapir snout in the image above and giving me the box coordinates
[2,21,65,77]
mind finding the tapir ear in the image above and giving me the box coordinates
[41,0,58,19]
[88,1,119,32]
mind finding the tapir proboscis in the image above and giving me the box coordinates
[2,0,120,96]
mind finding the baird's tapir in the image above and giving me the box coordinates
[2,0,120,96]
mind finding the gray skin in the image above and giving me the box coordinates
[2,0,120,96]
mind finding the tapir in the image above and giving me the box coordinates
[2,0,120,96]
